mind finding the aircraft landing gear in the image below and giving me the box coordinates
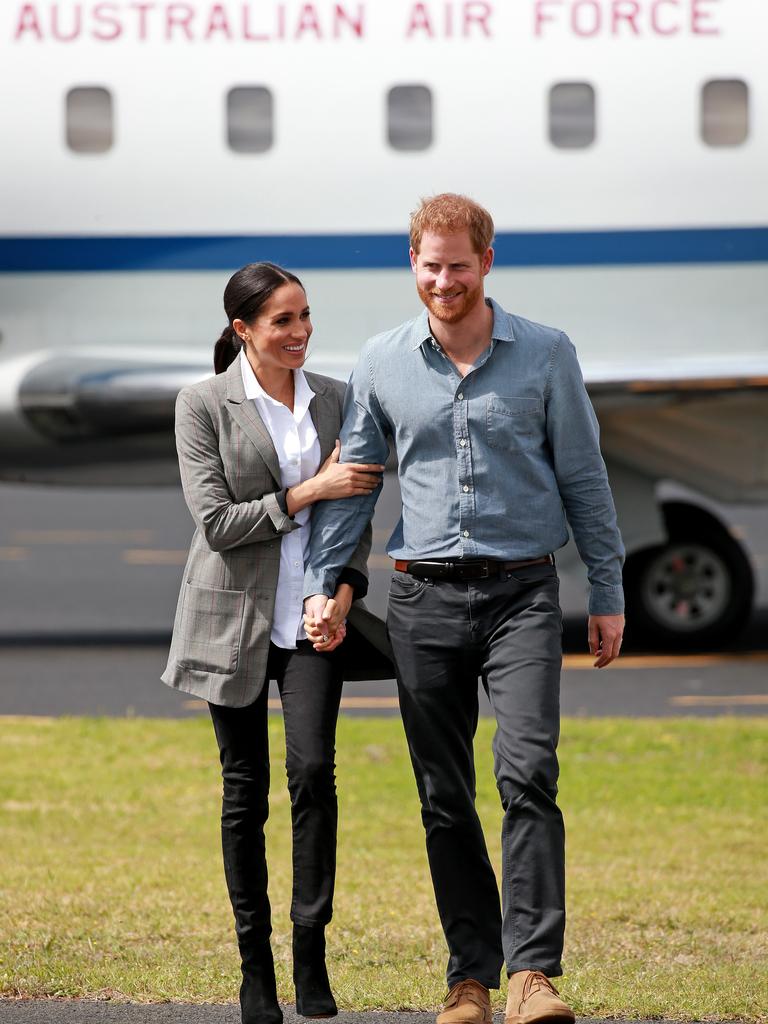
[623,502,754,649]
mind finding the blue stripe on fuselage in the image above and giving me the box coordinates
[0,227,767,271]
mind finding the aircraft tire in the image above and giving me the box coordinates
[623,502,754,650]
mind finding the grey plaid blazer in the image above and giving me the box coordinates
[162,356,391,707]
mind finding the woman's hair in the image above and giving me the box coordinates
[409,193,495,255]
[213,262,305,374]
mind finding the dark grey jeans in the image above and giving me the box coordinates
[386,562,565,990]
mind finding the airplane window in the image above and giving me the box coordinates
[387,85,433,151]
[549,83,596,149]
[66,87,113,153]
[701,80,749,147]
[227,87,274,153]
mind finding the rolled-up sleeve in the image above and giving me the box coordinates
[545,334,625,615]
[176,388,300,552]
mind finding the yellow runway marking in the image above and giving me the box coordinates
[122,549,188,565]
[267,697,400,711]
[562,652,768,670]
[0,547,28,561]
[182,697,402,713]
[669,694,768,707]
[13,529,154,544]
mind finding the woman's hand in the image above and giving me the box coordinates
[310,620,347,653]
[313,440,384,500]
[303,584,354,651]
[286,441,383,516]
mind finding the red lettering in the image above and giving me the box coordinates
[445,2,454,37]
[165,3,193,40]
[571,0,601,36]
[242,4,269,41]
[14,4,43,40]
[129,2,154,41]
[333,3,364,38]
[612,0,640,34]
[406,3,434,38]
[295,4,322,38]
[692,0,720,34]
[651,0,679,35]
[464,1,492,36]
[534,0,563,36]
[93,3,122,41]
[276,3,286,39]
[51,3,82,41]
[205,3,231,38]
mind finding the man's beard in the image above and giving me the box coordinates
[418,282,484,324]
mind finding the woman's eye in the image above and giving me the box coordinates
[300,311,311,320]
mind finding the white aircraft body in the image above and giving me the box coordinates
[1,0,766,643]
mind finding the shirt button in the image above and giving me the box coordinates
[463,530,470,538]
[457,392,464,401]
[463,485,470,493]
[459,439,467,447]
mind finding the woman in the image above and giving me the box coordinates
[162,262,387,1024]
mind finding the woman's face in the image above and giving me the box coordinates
[237,282,312,373]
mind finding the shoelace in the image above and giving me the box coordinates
[447,981,486,1008]
[521,972,560,1004]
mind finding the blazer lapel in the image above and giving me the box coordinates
[306,375,338,461]
[224,357,282,486]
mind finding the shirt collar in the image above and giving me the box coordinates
[409,297,516,350]
[239,349,313,419]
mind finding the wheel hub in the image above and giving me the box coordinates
[641,543,731,633]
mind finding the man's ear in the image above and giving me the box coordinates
[482,247,494,276]
[409,247,418,273]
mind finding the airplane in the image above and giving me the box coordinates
[1,0,766,647]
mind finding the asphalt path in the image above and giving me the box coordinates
[1,483,766,719]
[0,1006,658,1024]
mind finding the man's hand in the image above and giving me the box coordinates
[588,614,625,668]
[303,594,347,653]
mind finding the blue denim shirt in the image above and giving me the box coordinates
[305,299,624,615]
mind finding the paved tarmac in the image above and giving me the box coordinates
[1,637,767,718]
[1,482,767,719]
[0,1007,666,1024]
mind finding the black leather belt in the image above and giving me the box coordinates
[393,555,554,581]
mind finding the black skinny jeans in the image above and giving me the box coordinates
[208,641,343,955]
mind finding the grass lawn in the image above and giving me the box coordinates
[0,715,765,1020]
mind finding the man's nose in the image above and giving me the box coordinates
[436,269,452,290]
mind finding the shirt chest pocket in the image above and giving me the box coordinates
[485,396,544,453]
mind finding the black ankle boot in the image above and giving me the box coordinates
[293,924,338,1018]
[239,943,283,1024]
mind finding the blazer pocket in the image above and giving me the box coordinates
[486,396,543,452]
[178,582,245,674]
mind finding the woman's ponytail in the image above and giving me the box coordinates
[213,262,305,375]
[213,324,242,375]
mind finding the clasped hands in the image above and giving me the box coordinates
[303,584,354,653]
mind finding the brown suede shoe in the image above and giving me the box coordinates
[437,980,492,1024]
[505,971,575,1024]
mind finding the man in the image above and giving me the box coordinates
[304,194,625,1024]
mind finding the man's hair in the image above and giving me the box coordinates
[409,193,495,255]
